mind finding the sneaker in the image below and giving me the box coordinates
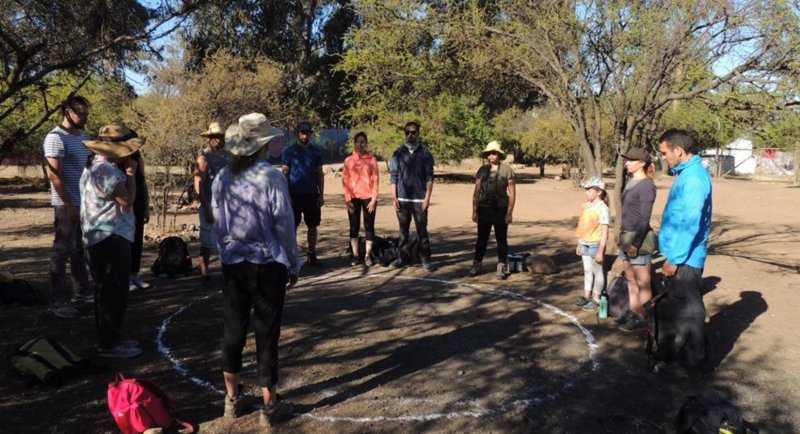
[71,294,94,305]
[120,338,139,348]
[307,252,323,267]
[467,261,482,277]
[575,296,590,307]
[582,299,599,311]
[97,343,143,359]
[259,400,294,427]
[496,263,508,280]
[223,388,242,418]
[615,310,636,325]
[130,274,151,290]
[618,314,646,332]
[48,301,80,318]
[349,257,359,267]
[390,258,407,268]
[364,256,375,267]
[421,259,435,272]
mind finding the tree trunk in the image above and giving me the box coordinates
[612,154,626,235]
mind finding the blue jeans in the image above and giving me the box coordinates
[619,249,652,266]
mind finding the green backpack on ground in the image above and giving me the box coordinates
[11,338,90,384]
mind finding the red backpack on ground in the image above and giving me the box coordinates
[108,373,194,434]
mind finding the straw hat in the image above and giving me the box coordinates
[226,113,284,157]
[200,122,225,137]
[83,125,145,159]
[479,140,506,159]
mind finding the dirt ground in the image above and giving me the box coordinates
[0,163,798,433]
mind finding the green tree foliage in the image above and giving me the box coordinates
[181,0,358,125]
[122,49,285,228]
[0,0,198,162]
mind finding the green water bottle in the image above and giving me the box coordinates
[598,289,609,319]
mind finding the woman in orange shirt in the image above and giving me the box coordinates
[343,132,380,266]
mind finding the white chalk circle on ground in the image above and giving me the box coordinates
[156,270,598,423]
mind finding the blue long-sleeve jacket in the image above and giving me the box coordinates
[658,155,713,269]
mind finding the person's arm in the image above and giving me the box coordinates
[665,176,710,268]
[45,156,79,217]
[317,163,325,207]
[194,154,213,223]
[389,151,400,211]
[138,156,151,223]
[368,157,379,214]
[268,172,302,285]
[595,224,608,264]
[506,177,516,224]
[112,160,137,207]
[472,174,482,223]
[422,150,434,211]
[630,182,656,255]
[342,159,354,213]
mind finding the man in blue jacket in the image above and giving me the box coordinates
[655,128,712,369]
[390,121,435,271]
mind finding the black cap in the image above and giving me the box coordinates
[621,148,651,163]
[296,121,313,133]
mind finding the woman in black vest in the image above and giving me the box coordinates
[469,141,516,279]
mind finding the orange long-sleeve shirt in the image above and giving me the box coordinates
[342,151,379,202]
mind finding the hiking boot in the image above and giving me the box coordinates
[130,274,151,291]
[120,338,139,348]
[223,388,242,418]
[364,256,375,267]
[71,294,93,305]
[349,256,359,267]
[201,275,213,289]
[259,400,294,427]
[467,261,482,277]
[575,296,590,307]
[581,299,599,311]
[618,314,646,332]
[97,343,143,359]
[496,263,509,280]
[615,310,636,326]
[421,258,435,272]
[48,301,80,318]
[307,252,323,267]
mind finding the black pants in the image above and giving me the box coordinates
[87,235,131,349]
[221,261,288,387]
[654,265,707,368]
[49,206,92,302]
[131,214,145,273]
[396,201,431,262]
[474,206,509,263]
[348,198,376,240]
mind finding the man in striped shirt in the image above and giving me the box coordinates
[42,96,93,318]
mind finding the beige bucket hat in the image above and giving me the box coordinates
[200,121,225,137]
[83,125,145,159]
[479,140,506,159]
[226,113,284,157]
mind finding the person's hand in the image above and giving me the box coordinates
[576,244,582,256]
[204,207,214,225]
[505,212,513,224]
[367,199,377,214]
[124,158,138,177]
[662,260,678,277]
[393,199,400,212]
[627,245,639,258]
[422,198,430,211]
[594,251,604,264]
[287,273,298,289]
[472,210,478,223]
[317,195,325,207]
[346,201,355,214]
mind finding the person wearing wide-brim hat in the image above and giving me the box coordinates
[468,140,516,279]
[80,125,145,359]
[616,147,657,332]
[212,113,300,428]
[195,121,231,288]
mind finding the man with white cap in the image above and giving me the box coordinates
[194,121,230,287]
[81,125,145,358]
[213,113,301,428]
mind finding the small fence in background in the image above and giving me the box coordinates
[753,148,799,185]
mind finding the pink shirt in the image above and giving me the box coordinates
[342,151,379,202]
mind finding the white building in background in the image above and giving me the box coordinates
[701,138,756,176]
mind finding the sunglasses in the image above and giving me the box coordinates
[405,130,418,135]
[487,151,500,155]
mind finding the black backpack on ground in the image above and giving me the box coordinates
[676,392,755,434]
[607,272,630,318]
[152,237,192,278]
[0,278,40,306]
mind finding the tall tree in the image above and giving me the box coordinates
[0,0,199,162]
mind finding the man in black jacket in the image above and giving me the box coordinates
[389,121,435,271]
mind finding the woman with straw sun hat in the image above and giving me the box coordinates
[211,113,301,428]
[469,140,516,279]
[80,125,145,359]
